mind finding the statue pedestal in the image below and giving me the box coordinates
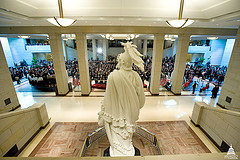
[103,146,140,157]
[80,125,162,157]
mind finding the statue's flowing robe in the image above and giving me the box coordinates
[98,69,145,156]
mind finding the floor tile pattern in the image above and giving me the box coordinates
[138,121,211,155]
[85,133,159,156]
[30,121,210,157]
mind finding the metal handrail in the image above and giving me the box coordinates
[80,125,163,157]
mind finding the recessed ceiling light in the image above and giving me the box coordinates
[18,35,30,39]
[207,37,218,40]
[97,48,103,53]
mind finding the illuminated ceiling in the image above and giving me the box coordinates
[0,0,239,28]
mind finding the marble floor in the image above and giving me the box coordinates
[14,81,221,157]
[29,121,210,157]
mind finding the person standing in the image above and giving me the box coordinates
[192,81,197,94]
[211,85,219,98]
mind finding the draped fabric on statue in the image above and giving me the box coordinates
[98,69,145,156]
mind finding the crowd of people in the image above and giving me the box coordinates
[28,61,56,89]
[87,55,152,84]
[9,60,56,88]
[184,64,227,84]
[161,56,175,77]
[9,66,28,84]
[64,56,152,88]
[10,55,227,97]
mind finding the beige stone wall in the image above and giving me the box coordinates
[0,41,20,113]
[0,103,49,157]
[191,102,240,151]
[218,27,240,112]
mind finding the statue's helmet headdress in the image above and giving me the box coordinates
[117,41,144,71]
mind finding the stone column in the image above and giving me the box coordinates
[49,34,69,95]
[103,39,107,61]
[137,39,142,52]
[217,26,240,112]
[171,40,176,57]
[171,34,190,95]
[0,40,20,113]
[133,39,137,45]
[63,40,68,61]
[92,39,97,60]
[143,39,148,57]
[150,34,164,95]
[76,33,91,96]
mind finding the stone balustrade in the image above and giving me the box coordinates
[0,103,50,157]
[191,102,240,152]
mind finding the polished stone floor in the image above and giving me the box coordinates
[15,82,221,157]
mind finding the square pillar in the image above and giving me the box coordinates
[103,39,107,61]
[76,33,91,96]
[218,26,240,112]
[0,40,20,113]
[49,34,69,95]
[92,39,97,60]
[143,39,148,56]
[150,34,164,95]
[63,40,68,61]
[171,40,177,57]
[171,34,190,95]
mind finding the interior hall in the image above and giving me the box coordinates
[0,0,239,160]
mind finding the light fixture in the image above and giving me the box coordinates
[18,35,30,39]
[97,48,103,53]
[62,34,76,40]
[126,34,139,40]
[101,34,114,40]
[47,0,77,27]
[101,34,139,40]
[207,37,219,40]
[166,0,194,28]
[165,35,178,41]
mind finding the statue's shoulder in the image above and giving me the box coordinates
[108,69,119,78]
[132,70,141,77]
[132,70,138,75]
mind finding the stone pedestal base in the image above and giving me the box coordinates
[103,146,140,157]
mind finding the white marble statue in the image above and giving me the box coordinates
[98,41,145,156]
